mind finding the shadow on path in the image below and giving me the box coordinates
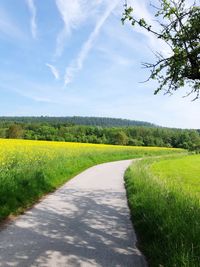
[0,160,147,267]
[0,189,146,267]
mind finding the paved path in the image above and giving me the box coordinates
[0,160,147,267]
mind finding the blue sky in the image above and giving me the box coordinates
[0,0,199,128]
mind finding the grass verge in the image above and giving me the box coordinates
[125,155,200,267]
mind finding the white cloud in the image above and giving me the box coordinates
[55,0,109,57]
[0,8,24,39]
[124,0,171,56]
[0,72,85,106]
[64,1,119,86]
[97,46,134,67]
[26,0,37,39]
[55,0,86,57]
[46,63,60,80]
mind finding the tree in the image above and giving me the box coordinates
[7,124,24,139]
[122,0,200,100]
[114,131,129,145]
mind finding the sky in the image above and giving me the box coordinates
[0,0,199,129]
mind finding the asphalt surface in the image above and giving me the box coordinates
[0,160,147,267]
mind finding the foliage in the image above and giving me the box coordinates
[0,118,199,150]
[7,124,24,139]
[122,0,200,99]
[0,139,182,222]
[0,116,155,127]
[125,155,200,266]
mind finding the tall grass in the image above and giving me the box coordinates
[0,139,183,222]
[125,156,200,267]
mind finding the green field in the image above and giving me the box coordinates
[125,154,200,267]
[0,139,182,223]
[151,155,200,196]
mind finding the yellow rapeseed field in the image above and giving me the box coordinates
[0,138,183,221]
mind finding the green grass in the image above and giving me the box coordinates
[0,139,183,222]
[125,155,200,267]
[151,154,200,196]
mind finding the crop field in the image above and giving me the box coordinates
[125,154,200,267]
[0,138,183,222]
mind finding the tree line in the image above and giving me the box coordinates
[0,116,155,127]
[0,120,200,151]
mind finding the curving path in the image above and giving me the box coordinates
[0,160,147,267]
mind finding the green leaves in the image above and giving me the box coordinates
[122,0,200,99]
[138,18,147,27]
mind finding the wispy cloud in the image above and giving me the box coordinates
[55,0,108,57]
[55,0,86,57]
[126,0,170,56]
[26,0,37,39]
[0,8,24,39]
[0,71,85,106]
[97,46,134,67]
[64,1,119,86]
[46,63,60,80]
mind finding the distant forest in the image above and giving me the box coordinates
[0,116,199,151]
[0,116,155,127]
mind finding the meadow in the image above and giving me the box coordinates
[0,138,183,222]
[125,154,200,267]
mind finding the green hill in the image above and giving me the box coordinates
[0,116,155,127]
